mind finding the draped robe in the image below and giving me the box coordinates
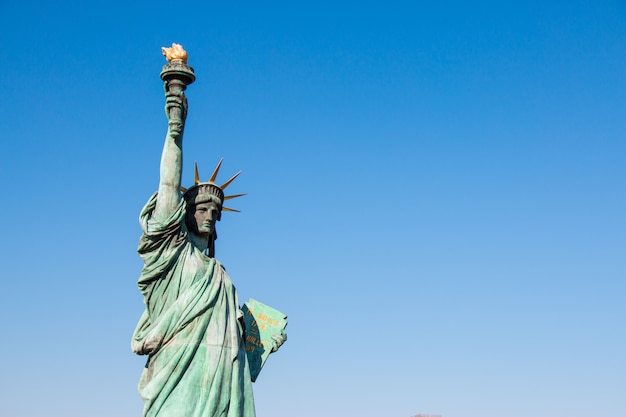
[132,193,255,417]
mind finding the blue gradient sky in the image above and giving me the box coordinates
[1,1,625,417]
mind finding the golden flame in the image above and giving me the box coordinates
[162,43,188,63]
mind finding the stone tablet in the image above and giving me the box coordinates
[242,299,288,382]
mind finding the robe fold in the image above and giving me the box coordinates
[132,193,255,417]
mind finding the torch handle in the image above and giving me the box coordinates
[165,79,187,125]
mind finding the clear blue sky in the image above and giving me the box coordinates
[1,1,625,416]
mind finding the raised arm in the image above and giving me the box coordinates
[152,88,188,223]
[152,44,195,223]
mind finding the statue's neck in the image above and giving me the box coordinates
[189,232,209,253]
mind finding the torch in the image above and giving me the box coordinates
[160,43,196,129]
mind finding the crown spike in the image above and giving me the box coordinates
[209,158,224,184]
[222,207,241,213]
[194,162,200,185]
[221,171,241,190]
[224,193,247,201]
[183,158,245,214]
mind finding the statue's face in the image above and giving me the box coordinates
[190,201,220,237]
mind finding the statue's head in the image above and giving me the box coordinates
[185,194,222,238]
[182,160,245,256]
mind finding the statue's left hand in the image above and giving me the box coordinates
[270,330,287,353]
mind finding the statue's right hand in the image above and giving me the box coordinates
[164,90,188,138]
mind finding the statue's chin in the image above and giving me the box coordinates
[185,221,212,239]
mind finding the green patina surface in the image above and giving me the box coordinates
[242,299,288,382]
[131,45,286,417]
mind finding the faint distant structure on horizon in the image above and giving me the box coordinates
[413,414,442,417]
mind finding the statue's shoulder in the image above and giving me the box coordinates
[212,260,231,278]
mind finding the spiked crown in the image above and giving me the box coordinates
[181,159,245,212]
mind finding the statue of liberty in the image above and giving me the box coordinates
[131,44,285,417]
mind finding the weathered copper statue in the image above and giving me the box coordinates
[131,44,285,417]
